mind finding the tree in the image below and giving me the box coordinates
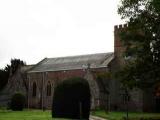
[10,58,26,75]
[117,0,160,89]
[0,69,9,91]
[0,59,25,91]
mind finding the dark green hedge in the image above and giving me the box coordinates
[52,77,91,119]
[10,93,26,111]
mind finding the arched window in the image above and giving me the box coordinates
[47,82,51,96]
[32,82,37,97]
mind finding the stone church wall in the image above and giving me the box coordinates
[27,67,109,109]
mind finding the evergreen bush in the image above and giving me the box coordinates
[52,77,91,119]
[10,92,25,111]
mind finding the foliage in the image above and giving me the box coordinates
[10,93,26,111]
[96,72,111,93]
[0,59,25,91]
[52,77,91,119]
[96,72,111,80]
[117,0,160,89]
[0,69,9,91]
[10,59,26,75]
[115,63,138,89]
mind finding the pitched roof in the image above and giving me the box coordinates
[21,65,34,73]
[28,52,114,73]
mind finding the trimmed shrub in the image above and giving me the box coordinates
[52,77,91,119]
[10,93,26,111]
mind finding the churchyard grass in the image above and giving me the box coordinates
[91,110,160,120]
[1,108,160,120]
[0,109,69,120]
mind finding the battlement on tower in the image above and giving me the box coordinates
[114,24,128,58]
[114,24,128,31]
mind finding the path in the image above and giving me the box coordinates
[89,115,107,120]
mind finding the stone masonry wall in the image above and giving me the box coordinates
[27,67,109,109]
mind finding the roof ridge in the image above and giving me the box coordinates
[47,52,113,59]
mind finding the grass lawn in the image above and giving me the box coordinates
[0,109,69,120]
[91,110,160,120]
[1,109,160,120]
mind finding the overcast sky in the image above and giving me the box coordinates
[0,0,124,68]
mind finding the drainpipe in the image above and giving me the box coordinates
[28,75,30,109]
[42,72,44,110]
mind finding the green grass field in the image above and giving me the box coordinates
[91,110,160,120]
[1,109,160,120]
[0,109,68,120]
[0,109,50,120]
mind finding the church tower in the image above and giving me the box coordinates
[114,24,127,67]
[108,24,129,111]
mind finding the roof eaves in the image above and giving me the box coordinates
[27,66,108,73]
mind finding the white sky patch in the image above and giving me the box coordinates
[0,0,124,68]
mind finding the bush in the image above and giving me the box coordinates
[10,93,25,111]
[52,77,91,119]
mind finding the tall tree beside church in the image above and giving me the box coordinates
[0,59,25,91]
[9,59,26,75]
[0,69,9,91]
[117,0,160,89]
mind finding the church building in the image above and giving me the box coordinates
[0,25,159,112]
